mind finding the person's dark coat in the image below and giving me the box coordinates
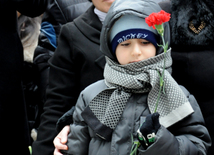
[32,0,91,129]
[159,1,214,154]
[41,0,92,37]
[0,0,47,154]
[17,15,43,139]
[32,0,91,153]
[33,5,105,155]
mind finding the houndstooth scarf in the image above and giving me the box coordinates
[88,49,194,132]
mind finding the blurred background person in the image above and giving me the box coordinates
[32,0,92,154]
[17,12,42,144]
[159,0,214,154]
[0,0,47,154]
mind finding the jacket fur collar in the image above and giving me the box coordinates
[170,0,214,46]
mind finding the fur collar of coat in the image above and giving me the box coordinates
[170,0,214,46]
[18,15,42,62]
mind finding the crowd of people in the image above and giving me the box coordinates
[1,0,214,154]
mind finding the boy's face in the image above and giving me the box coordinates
[92,0,115,13]
[116,39,156,65]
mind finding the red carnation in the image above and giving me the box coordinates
[145,10,171,29]
[145,10,171,113]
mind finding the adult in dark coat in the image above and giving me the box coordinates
[32,0,113,154]
[30,0,91,133]
[159,0,214,154]
[33,0,91,106]
[0,0,47,154]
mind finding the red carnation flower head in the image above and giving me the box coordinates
[145,10,171,29]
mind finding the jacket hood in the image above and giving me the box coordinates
[100,0,170,60]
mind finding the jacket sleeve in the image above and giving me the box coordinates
[62,92,90,155]
[56,106,75,132]
[138,90,211,155]
[33,24,81,154]
[138,125,179,154]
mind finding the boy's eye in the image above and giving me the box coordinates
[121,43,130,46]
[141,41,150,45]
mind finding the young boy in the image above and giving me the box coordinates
[58,0,211,154]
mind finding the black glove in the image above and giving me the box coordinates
[137,112,161,148]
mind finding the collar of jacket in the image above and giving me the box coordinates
[74,5,102,44]
[82,105,113,141]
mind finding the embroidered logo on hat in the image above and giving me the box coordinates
[111,29,158,53]
[117,33,148,44]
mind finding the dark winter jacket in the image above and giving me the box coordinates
[41,0,92,38]
[61,0,211,154]
[159,1,214,154]
[33,5,104,155]
[32,0,91,126]
[33,0,91,108]
[64,80,210,155]
[0,0,47,154]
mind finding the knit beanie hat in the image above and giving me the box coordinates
[109,15,159,54]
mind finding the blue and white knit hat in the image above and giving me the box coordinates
[109,15,159,54]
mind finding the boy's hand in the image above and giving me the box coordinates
[54,125,70,155]
[137,112,160,148]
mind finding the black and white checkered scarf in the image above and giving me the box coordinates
[88,49,194,131]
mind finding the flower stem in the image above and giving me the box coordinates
[154,35,167,113]
[162,35,166,47]
[154,82,162,113]
[130,134,141,155]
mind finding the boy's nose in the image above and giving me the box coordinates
[132,45,142,56]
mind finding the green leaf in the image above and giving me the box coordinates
[161,80,166,94]
[130,134,141,155]
[164,42,169,52]
[157,43,163,47]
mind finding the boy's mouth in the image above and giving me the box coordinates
[129,60,141,64]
